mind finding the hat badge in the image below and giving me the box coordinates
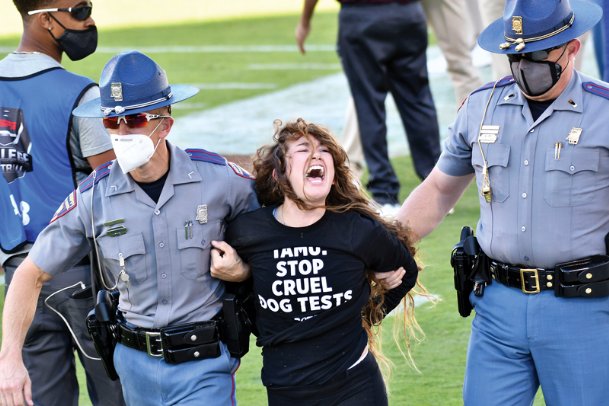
[512,16,523,35]
[110,82,123,102]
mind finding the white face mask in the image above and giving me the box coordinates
[110,120,163,174]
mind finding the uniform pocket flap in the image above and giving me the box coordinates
[176,227,206,249]
[472,143,510,168]
[545,147,600,174]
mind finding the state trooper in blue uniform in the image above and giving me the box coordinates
[0,51,259,406]
[398,0,609,405]
[0,1,123,405]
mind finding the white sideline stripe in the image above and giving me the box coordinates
[385,294,440,317]
[190,82,277,89]
[0,45,336,54]
[172,102,208,110]
[97,45,335,53]
[248,63,342,70]
[0,274,4,285]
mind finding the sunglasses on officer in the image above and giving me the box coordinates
[27,3,93,21]
[507,44,566,63]
[102,113,171,130]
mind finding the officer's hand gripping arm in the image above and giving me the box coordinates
[210,240,250,282]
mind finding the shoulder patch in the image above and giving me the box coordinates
[582,82,609,100]
[227,161,255,180]
[470,75,515,97]
[79,161,112,193]
[50,190,77,223]
[185,148,227,166]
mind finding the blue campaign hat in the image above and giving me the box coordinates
[73,50,199,118]
[478,0,602,54]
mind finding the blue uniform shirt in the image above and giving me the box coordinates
[438,71,609,268]
[29,142,259,328]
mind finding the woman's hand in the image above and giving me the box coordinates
[374,267,406,290]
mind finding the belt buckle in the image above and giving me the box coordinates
[145,331,163,357]
[520,268,540,294]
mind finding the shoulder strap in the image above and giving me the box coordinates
[582,82,609,100]
[79,161,112,192]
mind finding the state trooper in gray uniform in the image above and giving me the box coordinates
[398,0,609,405]
[0,51,259,406]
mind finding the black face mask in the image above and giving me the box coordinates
[48,14,97,61]
[509,46,568,97]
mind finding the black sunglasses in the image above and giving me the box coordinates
[507,45,565,63]
[27,4,93,21]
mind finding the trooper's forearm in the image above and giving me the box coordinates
[0,257,48,358]
[398,168,473,242]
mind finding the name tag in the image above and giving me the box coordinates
[478,125,499,144]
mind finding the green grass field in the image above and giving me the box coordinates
[0,10,545,406]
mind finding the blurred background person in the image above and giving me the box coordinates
[297,0,442,215]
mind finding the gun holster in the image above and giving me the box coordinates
[450,226,489,317]
[86,289,120,380]
[221,281,257,358]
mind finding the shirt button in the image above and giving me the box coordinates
[521,226,526,232]
[154,209,160,215]
[524,256,530,261]
[524,160,529,166]
[159,242,165,248]
[161,273,167,279]
[521,192,527,198]
[161,299,168,305]
[570,165,575,172]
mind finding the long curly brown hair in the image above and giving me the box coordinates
[254,118,429,376]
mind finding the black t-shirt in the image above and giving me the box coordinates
[225,206,418,387]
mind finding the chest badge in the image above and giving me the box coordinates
[566,127,582,145]
[478,125,499,143]
[196,204,208,224]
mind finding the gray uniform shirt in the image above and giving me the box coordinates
[0,52,112,265]
[438,71,609,268]
[29,143,260,328]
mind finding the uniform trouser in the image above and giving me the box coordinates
[465,282,609,406]
[4,256,125,406]
[113,342,239,405]
[338,2,441,204]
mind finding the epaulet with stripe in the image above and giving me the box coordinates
[185,148,254,180]
[469,76,515,97]
[79,161,112,193]
[582,81,609,100]
[185,148,227,166]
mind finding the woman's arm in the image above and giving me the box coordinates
[379,255,419,315]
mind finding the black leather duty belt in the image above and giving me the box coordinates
[489,255,609,298]
[117,320,221,364]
